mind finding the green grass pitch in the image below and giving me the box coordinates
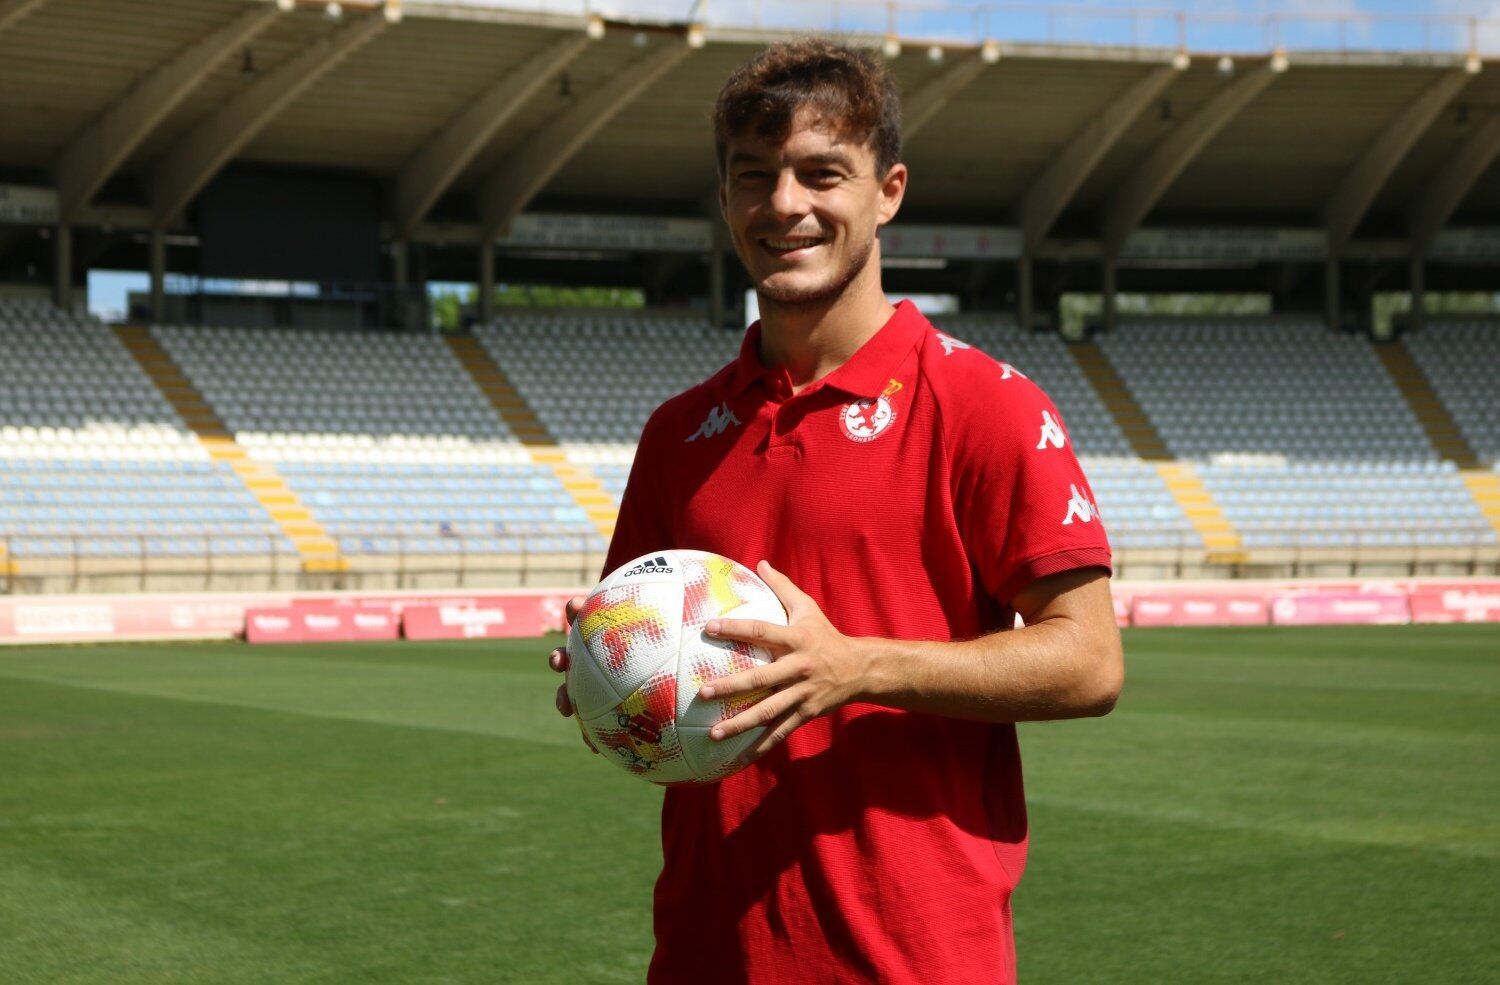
[1,625,1496,983]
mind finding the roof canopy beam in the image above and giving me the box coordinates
[902,52,990,140]
[478,40,692,241]
[1324,69,1472,254]
[391,32,590,241]
[146,5,394,229]
[1102,62,1279,258]
[0,0,49,35]
[1019,63,1178,255]
[1407,112,1500,256]
[54,4,283,222]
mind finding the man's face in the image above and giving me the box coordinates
[719,109,906,305]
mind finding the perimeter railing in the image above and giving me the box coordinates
[0,524,1494,594]
[442,0,1500,56]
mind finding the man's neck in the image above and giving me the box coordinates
[757,269,895,392]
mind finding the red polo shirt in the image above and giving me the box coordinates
[604,299,1111,984]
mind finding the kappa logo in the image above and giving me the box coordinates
[1037,409,1067,450]
[935,332,972,356]
[841,378,902,443]
[1000,362,1027,381]
[624,555,675,577]
[686,402,741,443]
[1061,484,1101,526]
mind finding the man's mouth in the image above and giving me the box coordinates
[759,236,825,259]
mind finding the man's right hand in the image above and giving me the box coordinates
[548,596,587,720]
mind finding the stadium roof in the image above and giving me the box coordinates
[1,0,1499,256]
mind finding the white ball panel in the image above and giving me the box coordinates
[564,620,620,722]
[572,576,683,703]
[678,725,761,782]
[676,635,773,727]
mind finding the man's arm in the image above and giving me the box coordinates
[699,561,1122,763]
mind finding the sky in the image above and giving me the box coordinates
[85,0,1498,321]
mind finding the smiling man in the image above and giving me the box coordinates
[547,38,1122,984]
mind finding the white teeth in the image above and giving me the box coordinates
[766,238,822,250]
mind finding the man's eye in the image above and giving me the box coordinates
[736,170,769,181]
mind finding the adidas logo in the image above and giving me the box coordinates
[624,555,674,577]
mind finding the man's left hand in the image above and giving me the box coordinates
[700,560,868,764]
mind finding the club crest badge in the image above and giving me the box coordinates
[840,378,902,443]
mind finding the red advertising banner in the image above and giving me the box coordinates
[245,604,401,644]
[1270,592,1411,626]
[401,598,550,640]
[346,606,401,640]
[1408,588,1500,623]
[0,594,255,644]
[1131,594,1269,627]
[244,608,304,644]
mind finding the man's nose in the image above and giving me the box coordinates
[768,169,810,218]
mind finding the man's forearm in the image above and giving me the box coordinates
[855,617,1122,724]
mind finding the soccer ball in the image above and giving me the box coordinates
[565,550,786,784]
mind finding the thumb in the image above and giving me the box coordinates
[757,559,811,616]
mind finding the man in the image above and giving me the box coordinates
[547,38,1122,983]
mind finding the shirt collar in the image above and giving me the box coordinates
[726,299,928,400]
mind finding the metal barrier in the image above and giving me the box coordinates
[0,531,606,595]
[1,525,1494,594]
[451,0,1500,56]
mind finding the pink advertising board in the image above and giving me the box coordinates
[1408,588,1500,623]
[401,597,552,640]
[1270,592,1411,626]
[1131,594,1269,627]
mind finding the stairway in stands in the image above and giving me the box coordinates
[113,326,345,571]
[1376,341,1500,537]
[1070,342,1244,559]
[444,336,619,539]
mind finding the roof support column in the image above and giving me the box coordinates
[478,40,692,241]
[1409,253,1425,334]
[477,241,495,327]
[1324,69,1473,257]
[1324,257,1341,332]
[53,3,283,221]
[1017,254,1034,331]
[1102,62,1281,259]
[1408,113,1500,257]
[0,0,50,35]
[147,4,395,229]
[52,223,71,311]
[149,227,166,323]
[1101,254,1117,334]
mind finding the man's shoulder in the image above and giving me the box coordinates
[914,323,1054,431]
[638,359,739,449]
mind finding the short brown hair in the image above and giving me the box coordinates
[713,38,902,178]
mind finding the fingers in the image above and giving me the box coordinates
[704,618,801,652]
[548,646,569,673]
[555,683,574,718]
[563,595,587,626]
[756,560,809,612]
[710,684,805,741]
[699,656,802,701]
[736,708,804,766]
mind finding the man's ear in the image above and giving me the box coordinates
[876,162,908,226]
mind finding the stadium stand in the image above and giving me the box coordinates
[0,300,290,561]
[1095,317,1495,548]
[1402,320,1500,470]
[150,323,602,557]
[1,298,1494,589]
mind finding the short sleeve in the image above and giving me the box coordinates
[601,406,675,578]
[948,367,1112,606]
